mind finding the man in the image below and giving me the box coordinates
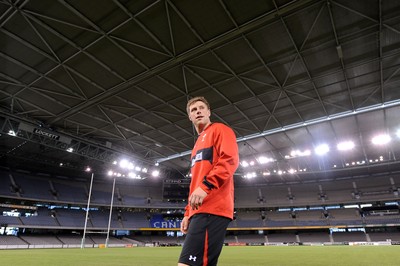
[178,96,239,266]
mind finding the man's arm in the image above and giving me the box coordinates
[180,216,189,234]
[199,125,239,192]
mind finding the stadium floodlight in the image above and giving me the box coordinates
[344,204,359,209]
[371,134,391,145]
[290,149,311,157]
[241,161,249,167]
[258,156,274,164]
[288,169,296,174]
[397,129,400,138]
[128,172,137,179]
[119,159,129,169]
[337,140,355,151]
[315,144,329,155]
[360,203,372,208]
[152,170,160,177]
[244,172,257,179]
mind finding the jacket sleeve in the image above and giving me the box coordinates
[184,204,189,217]
[199,124,239,192]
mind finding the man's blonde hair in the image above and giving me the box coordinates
[186,96,210,115]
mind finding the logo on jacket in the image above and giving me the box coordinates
[189,255,197,262]
[191,147,213,167]
[191,151,203,167]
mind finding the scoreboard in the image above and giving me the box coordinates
[162,179,190,202]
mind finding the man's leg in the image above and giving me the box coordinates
[178,214,231,266]
[178,214,207,266]
[203,215,231,266]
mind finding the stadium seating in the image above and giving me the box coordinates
[120,212,150,229]
[237,234,266,244]
[11,172,53,201]
[368,232,400,241]
[331,231,367,242]
[0,235,27,245]
[19,235,63,245]
[57,235,94,245]
[266,233,297,243]
[55,208,86,228]
[298,232,331,243]
[1,168,399,248]
[0,213,22,227]
[51,178,88,203]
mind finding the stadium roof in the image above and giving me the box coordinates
[1,0,400,184]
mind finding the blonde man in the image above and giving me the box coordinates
[178,96,239,266]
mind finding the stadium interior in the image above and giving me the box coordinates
[1,0,400,248]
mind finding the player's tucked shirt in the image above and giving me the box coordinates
[184,122,239,220]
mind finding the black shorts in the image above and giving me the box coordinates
[178,213,231,266]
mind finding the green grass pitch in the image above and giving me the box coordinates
[1,246,399,266]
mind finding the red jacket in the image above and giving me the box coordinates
[184,123,239,220]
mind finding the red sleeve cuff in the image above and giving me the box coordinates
[200,183,211,194]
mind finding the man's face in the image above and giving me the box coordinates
[188,100,211,127]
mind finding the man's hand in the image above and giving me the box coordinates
[180,216,189,234]
[189,187,208,210]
